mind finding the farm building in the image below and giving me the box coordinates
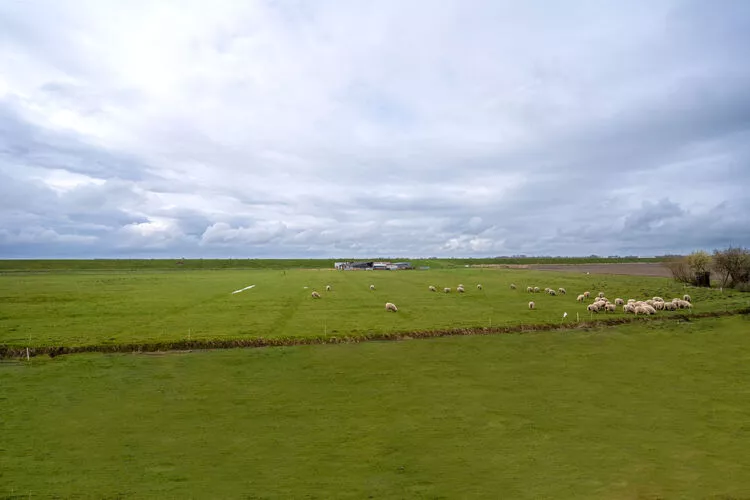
[335,261,412,271]
[336,261,374,270]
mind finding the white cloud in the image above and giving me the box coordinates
[1,0,749,257]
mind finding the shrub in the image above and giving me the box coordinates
[713,246,750,289]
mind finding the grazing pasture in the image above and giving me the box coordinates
[2,316,750,498]
[1,267,746,349]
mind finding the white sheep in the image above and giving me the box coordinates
[458,284,464,288]
[583,291,591,299]
[558,288,566,294]
[683,294,692,303]
[576,294,585,302]
[509,283,516,289]
[529,301,535,310]
[634,305,649,315]
[598,292,605,298]
[533,287,540,293]
[605,303,616,312]
[663,302,677,311]
[548,289,556,296]
[477,284,483,290]
[614,298,624,306]
[457,286,465,293]
[311,291,321,299]
[370,284,375,290]
[429,285,437,292]
[544,287,551,293]
[444,287,451,293]
[653,296,664,302]
[587,303,600,313]
[385,302,398,312]
[527,286,533,293]
[326,285,332,292]
[677,299,692,309]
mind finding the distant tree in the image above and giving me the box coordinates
[713,246,750,289]
[666,250,713,286]
[665,257,693,285]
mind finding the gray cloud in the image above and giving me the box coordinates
[1,0,749,258]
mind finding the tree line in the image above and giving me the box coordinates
[667,246,750,291]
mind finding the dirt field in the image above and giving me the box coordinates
[530,262,672,277]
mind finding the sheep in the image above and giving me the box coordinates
[605,303,616,313]
[326,285,332,292]
[598,292,605,298]
[599,297,609,304]
[527,286,533,293]
[627,299,636,304]
[663,302,677,311]
[623,303,635,314]
[311,291,321,299]
[643,304,657,315]
[653,296,664,302]
[458,284,464,288]
[444,287,451,293]
[677,299,692,309]
[544,287,551,293]
[576,294,585,302]
[457,286,465,293]
[370,284,375,290]
[529,301,535,310]
[477,284,483,290]
[614,298,624,306]
[509,283,516,289]
[646,299,655,307]
[429,285,437,292]
[683,294,692,303]
[533,287,540,293]
[587,303,600,313]
[558,288,566,295]
[634,305,649,315]
[548,289,557,296]
[583,291,591,299]
[385,302,398,312]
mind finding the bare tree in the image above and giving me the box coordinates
[713,246,750,288]
[665,256,694,284]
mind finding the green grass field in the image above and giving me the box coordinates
[2,315,750,498]
[1,268,746,349]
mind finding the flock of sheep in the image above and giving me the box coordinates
[309,280,695,316]
[582,293,693,315]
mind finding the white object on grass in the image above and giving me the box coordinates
[563,312,568,319]
[231,284,256,294]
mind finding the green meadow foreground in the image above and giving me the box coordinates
[2,316,750,498]
[1,268,747,348]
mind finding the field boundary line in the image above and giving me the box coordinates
[1,308,748,359]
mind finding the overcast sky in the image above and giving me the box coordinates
[1,0,749,259]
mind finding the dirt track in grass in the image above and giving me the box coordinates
[530,262,672,277]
